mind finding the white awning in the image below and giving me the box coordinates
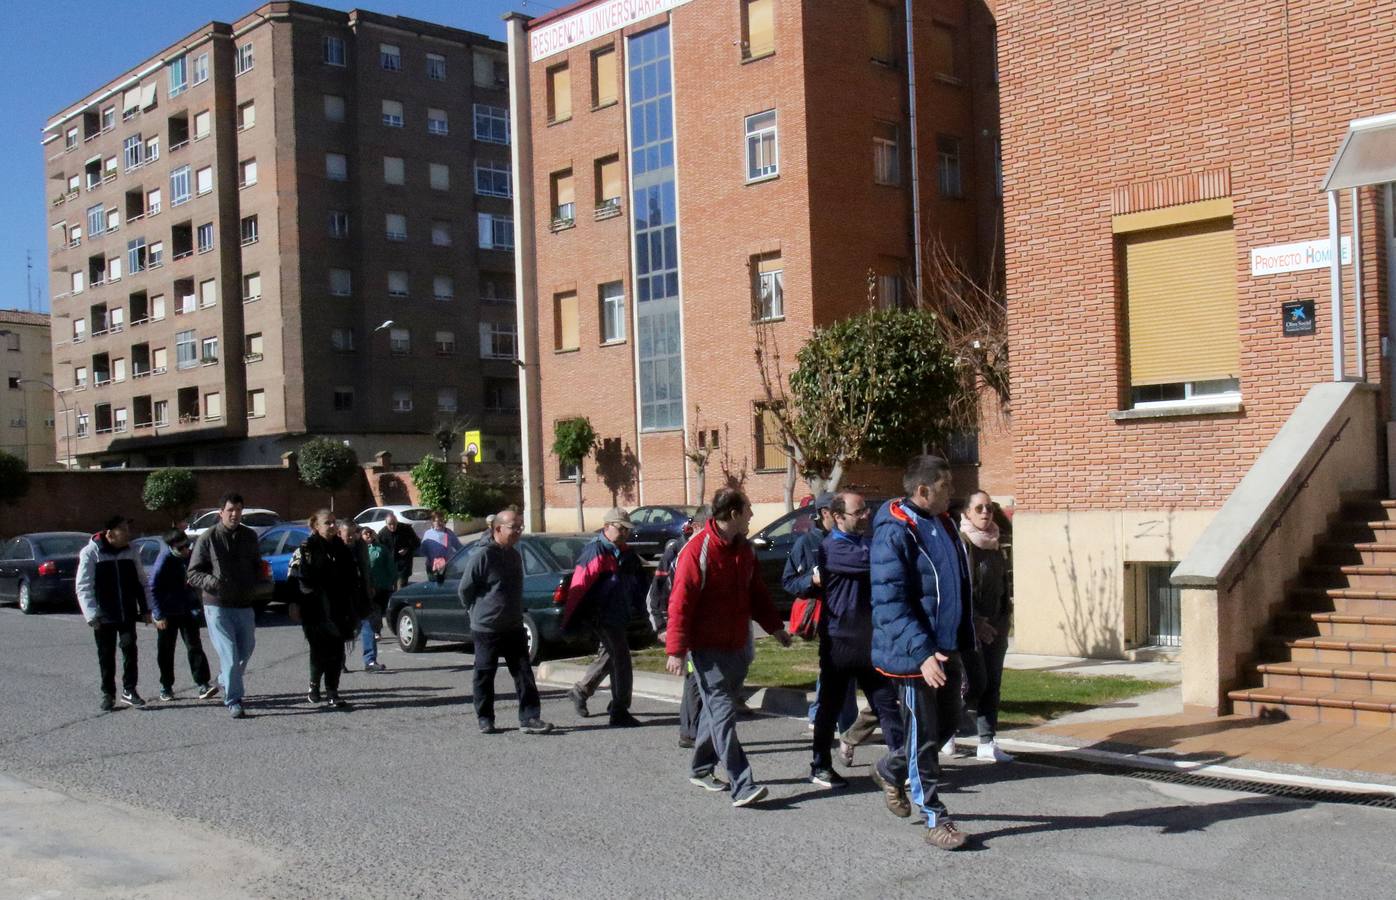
[122,89,140,112]
[141,83,158,110]
[1322,111,1396,192]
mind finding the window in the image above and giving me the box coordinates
[243,272,261,302]
[551,169,575,227]
[331,327,355,351]
[151,295,166,321]
[240,215,258,245]
[387,271,409,297]
[153,399,168,426]
[148,241,163,267]
[168,56,188,96]
[324,94,345,122]
[106,208,120,232]
[553,291,579,352]
[595,155,622,212]
[324,35,346,66]
[930,23,959,80]
[600,282,625,343]
[435,330,457,355]
[175,330,197,369]
[102,106,115,131]
[475,160,510,197]
[193,53,209,85]
[76,413,90,437]
[431,221,451,246]
[382,99,404,128]
[109,256,122,281]
[742,0,775,59]
[480,321,516,359]
[204,392,222,420]
[478,213,513,250]
[196,166,213,195]
[385,213,407,241]
[380,43,401,71]
[237,101,255,130]
[485,378,518,412]
[329,210,349,238]
[868,3,896,65]
[87,204,105,236]
[201,336,219,363]
[389,328,410,354]
[426,52,446,81]
[235,43,254,75]
[194,110,211,141]
[383,156,405,185]
[123,134,143,171]
[876,272,902,309]
[936,135,962,198]
[391,389,412,412]
[152,345,167,370]
[473,104,510,144]
[745,110,778,180]
[75,366,88,388]
[239,159,258,187]
[874,121,900,185]
[473,49,498,87]
[7,370,19,389]
[1121,218,1240,409]
[247,389,266,418]
[333,387,354,411]
[65,126,78,149]
[146,187,162,216]
[145,136,160,164]
[427,108,448,135]
[199,279,217,308]
[433,276,454,301]
[329,268,352,296]
[436,387,458,412]
[326,153,348,181]
[753,254,784,320]
[171,166,191,205]
[547,64,571,122]
[112,356,127,382]
[430,163,450,191]
[591,47,617,107]
[754,404,788,471]
[197,222,213,253]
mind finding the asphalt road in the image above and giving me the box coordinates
[1,604,1394,899]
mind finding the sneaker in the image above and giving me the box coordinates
[119,690,147,709]
[158,688,175,702]
[732,785,769,808]
[197,683,219,701]
[307,686,322,706]
[326,693,351,710]
[678,736,696,749]
[609,710,642,728]
[689,772,729,792]
[100,694,115,712]
[364,661,388,672]
[941,737,959,757]
[479,719,498,735]
[976,741,1015,763]
[925,821,969,851]
[567,687,589,718]
[871,763,912,818]
[229,704,246,719]
[810,768,849,789]
[520,717,554,734]
[837,740,856,767]
[806,720,816,732]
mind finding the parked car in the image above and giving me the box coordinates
[185,508,283,539]
[625,505,703,560]
[749,499,887,616]
[387,534,653,663]
[0,532,90,614]
[255,523,312,605]
[353,506,434,540]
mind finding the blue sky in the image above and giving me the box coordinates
[0,0,552,314]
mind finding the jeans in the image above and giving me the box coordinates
[811,637,903,772]
[573,618,633,716]
[156,614,211,690]
[360,617,378,666]
[877,656,962,829]
[471,628,540,724]
[304,625,345,693]
[93,621,138,697]
[689,648,757,800]
[807,674,858,734]
[678,664,703,742]
[964,627,1010,742]
[204,606,256,707]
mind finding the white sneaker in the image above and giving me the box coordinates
[940,737,958,757]
[976,741,1015,763]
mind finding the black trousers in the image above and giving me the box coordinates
[471,628,540,724]
[156,615,211,690]
[811,636,904,771]
[304,626,346,693]
[94,621,138,697]
[964,628,1010,741]
[678,665,703,741]
[877,655,962,828]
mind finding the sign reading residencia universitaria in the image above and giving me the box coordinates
[530,0,696,61]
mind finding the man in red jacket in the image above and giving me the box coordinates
[666,488,791,807]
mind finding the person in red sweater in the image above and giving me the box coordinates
[666,487,791,807]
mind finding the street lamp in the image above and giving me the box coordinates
[373,319,394,332]
[17,377,73,468]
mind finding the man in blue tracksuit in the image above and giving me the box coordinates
[869,455,976,851]
[784,493,856,732]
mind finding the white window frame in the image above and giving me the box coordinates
[192,52,209,85]
[383,156,405,185]
[235,43,254,76]
[744,110,779,181]
[433,275,454,301]
[324,35,346,67]
[326,153,348,182]
[474,160,511,198]
[427,108,449,135]
[385,213,407,242]
[387,271,409,297]
[600,282,626,343]
[380,43,401,71]
[473,104,510,144]
[426,53,446,81]
[874,122,900,186]
[478,212,514,251]
[382,99,404,128]
[329,268,352,296]
[757,268,784,321]
[329,210,349,238]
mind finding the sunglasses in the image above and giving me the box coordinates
[969,504,991,512]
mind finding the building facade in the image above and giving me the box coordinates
[41,2,520,469]
[1001,0,1395,659]
[508,0,1007,529]
[0,311,56,468]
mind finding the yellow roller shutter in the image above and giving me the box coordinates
[555,292,579,351]
[593,49,616,107]
[1124,219,1239,387]
[747,0,774,57]
[868,4,894,64]
[599,158,622,202]
[549,65,571,121]
[555,172,574,207]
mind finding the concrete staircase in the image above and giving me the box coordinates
[1229,498,1396,727]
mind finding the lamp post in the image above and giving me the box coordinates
[18,377,73,468]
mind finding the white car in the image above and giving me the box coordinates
[353,506,435,539]
[185,508,283,539]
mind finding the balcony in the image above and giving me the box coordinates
[550,203,576,232]
[595,197,622,220]
[243,352,264,364]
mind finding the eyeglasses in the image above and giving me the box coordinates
[969,504,991,512]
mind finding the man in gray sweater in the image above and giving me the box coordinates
[187,492,264,719]
[457,509,553,735]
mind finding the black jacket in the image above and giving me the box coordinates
[964,541,1012,628]
[382,524,420,572]
[76,535,150,625]
[294,534,360,640]
[150,548,200,620]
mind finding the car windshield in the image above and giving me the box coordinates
[532,536,591,569]
[762,508,813,541]
[33,535,89,556]
[400,509,433,521]
[243,512,280,526]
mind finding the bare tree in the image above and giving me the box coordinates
[682,405,713,507]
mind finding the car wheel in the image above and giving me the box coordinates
[522,613,541,665]
[17,581,34,614]
[397,609,426,653]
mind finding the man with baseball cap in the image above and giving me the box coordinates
[785,493,857,735]
[563,507,647,727]
[76,514,153,711]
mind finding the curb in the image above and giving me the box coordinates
[536,660,812,718]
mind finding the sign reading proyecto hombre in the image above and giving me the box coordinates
[1250,237,1353,276]
[530,0,695,61]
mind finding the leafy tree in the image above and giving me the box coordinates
[141,468,197,526]
[411,456,451,513]
[0,452,30,506]
[450,472,505,520]
[296,438,359,510]
[552,417,598,531]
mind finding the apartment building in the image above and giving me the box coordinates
[507,0,1005,528]
[41,2,520,468]
[0,311,56,468]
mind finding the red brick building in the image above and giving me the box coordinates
[1002,1,1395,660]
[506,0,1006,529]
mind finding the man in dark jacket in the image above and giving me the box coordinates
[564,508,646,727]
[808,492,904,788]
[457,509,553,735]
[650,515,703,747]
[149,529,216,702]
[381,512,420,588]
[76,515,153,711]
[869,456,976,852]
[187,493,264,719]
[785,492,856,733]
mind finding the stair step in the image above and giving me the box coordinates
[1318,543,1396,566]
[1308,612,1396,640]
[1286,637,1396,667]
[1292,587,1396,615]
[1228,687,1396,726]
[1301,565,1396,590]
[1256,662,1396,696]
